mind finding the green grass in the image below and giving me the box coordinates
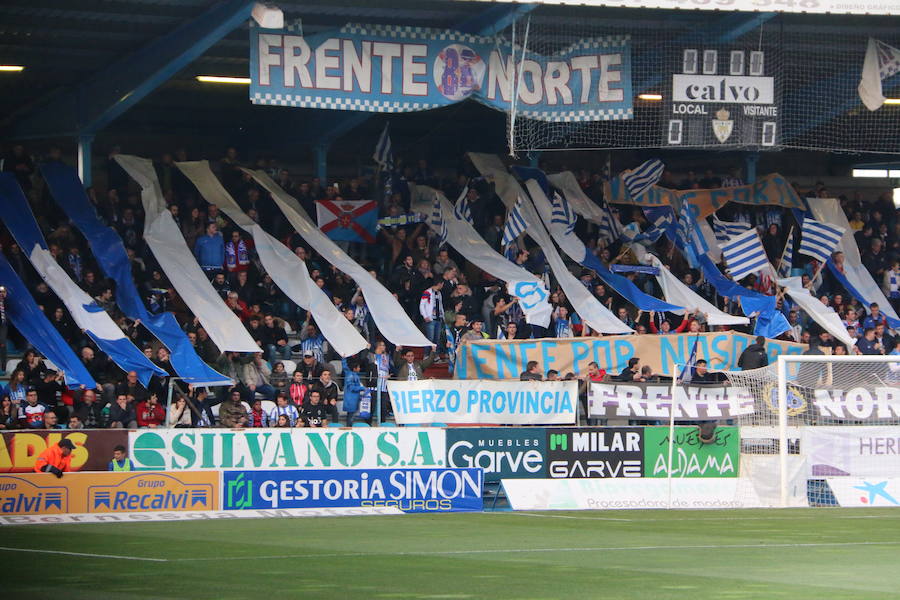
[3,508,900,599]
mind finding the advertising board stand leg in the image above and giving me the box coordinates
[376,387,382,426]
[667,361,678,510]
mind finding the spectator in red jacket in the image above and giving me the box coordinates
[135,393,165,428]
[648,310,694,334]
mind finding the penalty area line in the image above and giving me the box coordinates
[0,546,168,562]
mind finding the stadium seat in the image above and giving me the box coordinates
[280,359,297,374]
[260,400,276,414]
[327,422,342,427]
[352,422,370,427]
[210,404,220,418]
[241,401,251,413]
[5,359,19,374]
[380,422,397,427]
[430,423,447,427]
[329,359,343,376]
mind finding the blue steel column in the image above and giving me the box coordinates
[314,143,329,183]
[77,134,94,188]
[745,152,759,184]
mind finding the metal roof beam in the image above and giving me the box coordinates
[6,0,254,139]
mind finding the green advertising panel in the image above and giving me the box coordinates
[643,426,739,478]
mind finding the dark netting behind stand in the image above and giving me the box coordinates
[508,13,900,154]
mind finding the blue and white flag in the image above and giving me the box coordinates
[712,215,752,245]
[502,197,528,248]
[778,228,795,277]
[453,187,473,225]
[799,218,845,263]
[598,201,623,243]
[373,123,393,170]
[0,174,167,387]
[430,194,448,246]
[722,229,770,282]
[622,159,664,201]
[677,201,709,255]
[550,192,577,235]
[41,162,230,386]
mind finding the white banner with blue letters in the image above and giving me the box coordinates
[387,380,578,425]
[251,23,632,122]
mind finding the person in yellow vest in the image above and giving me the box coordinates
[107,445,132,471]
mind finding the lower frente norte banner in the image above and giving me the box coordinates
[387,380,578,425]
[589,382,754,420]
[457,332,806,380]
[251,23,633,122]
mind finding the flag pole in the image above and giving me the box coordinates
[775,225,794,276]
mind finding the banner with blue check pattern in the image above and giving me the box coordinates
[250,23,633,122]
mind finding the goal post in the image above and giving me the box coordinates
[728,354,900,508]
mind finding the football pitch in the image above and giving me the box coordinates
[3,508,899,599]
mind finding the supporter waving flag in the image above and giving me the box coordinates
[622,159,664,201]
[799,218,845,263]
[778,228,795,277]
[722,229,770,282]
[598,200,623,244]
[430,194,448,246]
[452,187,473,225]
[550,192,577,235]
[502,197,528,249]
[712,215,752,245]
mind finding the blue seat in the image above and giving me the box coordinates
[430,423,448,428]
[327,422,342,428]
[380,422,397,427]
[352,422,370,427]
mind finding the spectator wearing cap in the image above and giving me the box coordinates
[34,438,74,477]
[297,350,331,387]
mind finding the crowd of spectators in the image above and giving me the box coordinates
[0,142,897,430]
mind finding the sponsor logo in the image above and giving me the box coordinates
[86,473,215,513]
[0,432,91,472]
[222,469,483,513]
[643,427,739,478]
[546,428,643,479]
[0,476,69,515]
[446,429,545,481]
[672,74,774,104]
[853,481,900,506]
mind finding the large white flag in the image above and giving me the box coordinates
[859,38,900,111]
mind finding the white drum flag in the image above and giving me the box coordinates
[859,38,900,111]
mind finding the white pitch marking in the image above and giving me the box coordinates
[0,546,168,562]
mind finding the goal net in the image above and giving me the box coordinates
[726,355,900,508]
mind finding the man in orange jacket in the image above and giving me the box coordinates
[34,438,75,478]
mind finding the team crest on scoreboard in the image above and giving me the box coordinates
[712,108,734,143]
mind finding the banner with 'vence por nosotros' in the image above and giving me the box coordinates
[457,332,806,380]
[387,380,578,425]
[250,23,632,122]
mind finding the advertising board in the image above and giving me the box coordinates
[643,426,740,478]
[546,427,643,479]
[0,430,128,472]
[129,428,445,471]
[0,471,219,515]
[446,428,546,482]
[222,468,483,513]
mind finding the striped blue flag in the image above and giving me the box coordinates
[722,229,770,281]
[712,215,752,245]
[502,197,528,248]
[373,123,393,170]
[453,187,473,224]
[550,192,576,234]
[799,218,845,263]
[598,201,622,243]
[677,201,709,255]
[622,159,664,200]
[430,195,447,246]
[778,228,795,277]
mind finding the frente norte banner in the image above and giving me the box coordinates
[251,23,633,121]
[589,382,754,420]
[457,332,806,380]
[387,380,578,425]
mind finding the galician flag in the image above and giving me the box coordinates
[316,199,378,243]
